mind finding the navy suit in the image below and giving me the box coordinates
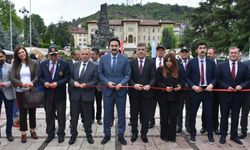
[186,57,217,138]
[98,53,131,136]
[218,60,250,138]
[39,59,70,137]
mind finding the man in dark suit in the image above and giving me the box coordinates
[98,38,131,145]
[91,48,103,125]
[218,47,250,145]
[176,46,191,133]
[39,45,70,143]
[68,48,98,145]
[129,43,156,143]
[239,59,250,139]
[200,48,221,135]
[149,45,166,128]
[186,42,217,144]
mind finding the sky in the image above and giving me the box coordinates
[11,0,201,26]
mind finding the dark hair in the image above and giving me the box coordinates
[108,38,120,47]
[13,46,30,69]
[162,53,179,78]
[71,50,76,57]
[0,49,6,56]
[29,53,37,60]
[208,47,218,54]
[196,42,207,49]
[137,43,147,47]
[91,48,100,55]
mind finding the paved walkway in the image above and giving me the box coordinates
[0,99,250,150]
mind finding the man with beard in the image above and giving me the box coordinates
[186,42,217,144]
[98,38,131,145]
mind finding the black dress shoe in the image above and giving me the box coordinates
[239,132,247,139]
[45,135,54,143]
[200,128,207,134]
[190,135,196,144]
[176,129,182,133]
[230,137,243,145]
[58,136,65,143]
[97,120,102,125]
[148,123,155,129]
[101,136,111,145]
[128,122,131,126]
[131,134,138,142]
[141,135,148,143]
[87,135,94,144]
[118,135,127,145]
[208,136,214,144]
[68,136,76,145]
[7,135,14,142]
[219,137,226,144]
[214,129,220,135]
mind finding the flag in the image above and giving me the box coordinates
[151,40,156,58]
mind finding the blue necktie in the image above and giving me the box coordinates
[112,56,116,73]
[0,64,3,80]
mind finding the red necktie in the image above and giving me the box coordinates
[232,62,236,80]
[159,58,162,67]
[200,60,204,85]
[139,60,143,75]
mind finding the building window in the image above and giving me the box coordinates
[128,28,134,32]
[153,28,155,33]
[134,37,136,43]
[79,38,82,42]
[143,36,146,41]
[148,36,150,41]
[83,39,86,42]
[128,35,133,43]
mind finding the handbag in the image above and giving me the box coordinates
[22,86,45,108]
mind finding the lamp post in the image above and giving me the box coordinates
[19,0,32,52]
[9,0,13,51]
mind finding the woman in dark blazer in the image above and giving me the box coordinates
[11,46,39,143]
[157,53,184,142]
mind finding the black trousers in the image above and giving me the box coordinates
[220,94,243,138]
[201,92,220,130]
[189,91,213,138]
[149,93,158,124]
[159,99,177,141]
[240,93,250,133]
[130,95,152,135]
[45,97,66,137]
[176,91,190,131]
[92,89,102,120]
[71,100,93,137]
[16,92,36,131]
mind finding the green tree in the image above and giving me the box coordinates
[5,25,21,50]
[0,22,6,49]
[161,26,177,49]
[31,14,46,46]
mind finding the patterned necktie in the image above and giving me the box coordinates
[112,56,116,72]
[139,60,143,75]
[79,63,86,77]
[232,62,236,80]
[200,60,204,85]
[50,63,55,78]
[159,58,162,67]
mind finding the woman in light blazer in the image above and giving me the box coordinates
[11,46,39,143]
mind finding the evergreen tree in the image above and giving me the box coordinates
[0,22,6,49]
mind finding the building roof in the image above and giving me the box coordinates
[86,19,175,26]
[71,27,88,34]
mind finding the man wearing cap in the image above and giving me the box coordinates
[39,45,70,143]
[149,45,165,128]
[176,46,191,133]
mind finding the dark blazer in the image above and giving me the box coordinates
[38,59,70,102]
[186,57,217,88]
[156,67,184,101]
[98,53,131,97]
[69,61,98,102]
[68,61,74,95]
[217,60,250,101]
[129,57,156,98]
[11,59,38,87]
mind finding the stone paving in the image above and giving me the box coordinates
[0,99,250,150]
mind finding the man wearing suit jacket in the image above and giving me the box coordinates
[239,59,250,139]
[98,38,131,145]
[0,49,16,142]
[176,46,191,133]
[68,48,98,145]
[39,45,70,143]
[129,43,156,143]
[186,42,217,144]
[200,48,221,135]
[218,47,250,145]
[149,45,166,128]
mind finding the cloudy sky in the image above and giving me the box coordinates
[11,0,201,25]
